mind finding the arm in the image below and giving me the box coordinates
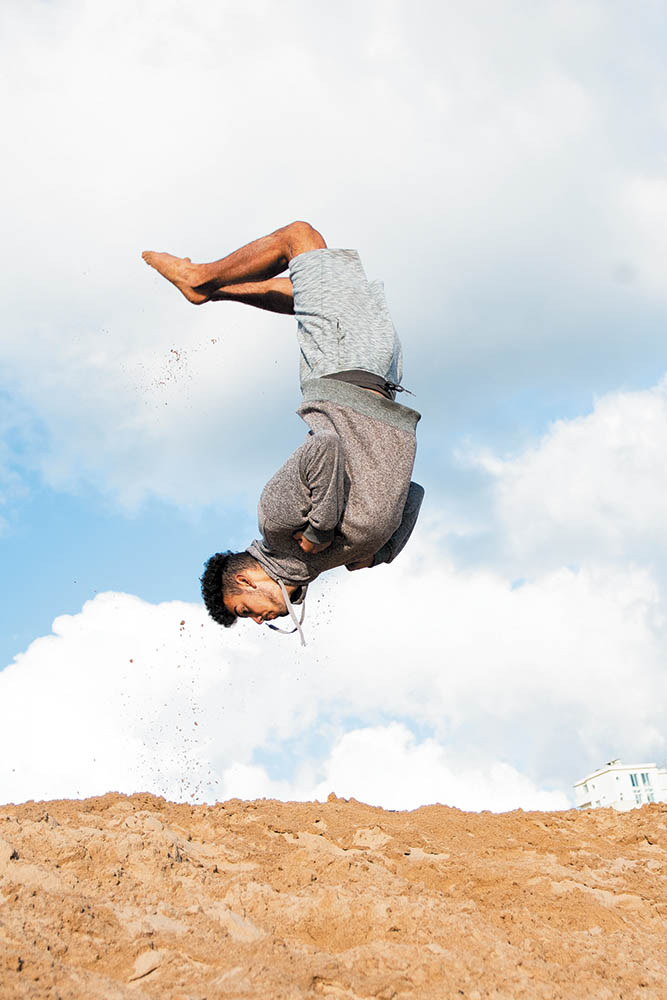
[295,433,344,551]
[372,482,425,565]
[347,482,425,570]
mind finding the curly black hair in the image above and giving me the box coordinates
[200,550,260,628]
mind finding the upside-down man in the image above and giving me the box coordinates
[142,221,424,645]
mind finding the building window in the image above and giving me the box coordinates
[647,792,655,803]
[630,774,639,787]
[634,790,642,805]
[641,772,652,786]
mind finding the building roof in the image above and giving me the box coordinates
[573,760,658,788]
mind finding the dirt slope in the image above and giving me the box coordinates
[0,793,666,999]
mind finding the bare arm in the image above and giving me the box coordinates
[209,277,294,314]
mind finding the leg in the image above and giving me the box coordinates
[209,277,294,314]
[142,221,326,305]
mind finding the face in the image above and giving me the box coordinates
[225,575,289,625]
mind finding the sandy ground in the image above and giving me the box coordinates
[0,794,666,999]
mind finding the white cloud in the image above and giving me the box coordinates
[620,176,667,297]
[2,0,663,508]
[2,526,666,808]
[311,723,569,812]
[474,378,667,572]
[219,723,569,813]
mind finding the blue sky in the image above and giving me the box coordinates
[2,0,667,810]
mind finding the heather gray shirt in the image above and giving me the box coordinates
[247,378,424,587]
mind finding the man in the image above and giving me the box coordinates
[143,221,424,644]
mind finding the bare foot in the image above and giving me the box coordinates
[141,251,208,305]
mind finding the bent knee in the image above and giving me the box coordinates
[285,220,327,257]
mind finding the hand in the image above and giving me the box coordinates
[345,556,374,571]
[293,530,332,555]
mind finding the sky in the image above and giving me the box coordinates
[2,0,667,811]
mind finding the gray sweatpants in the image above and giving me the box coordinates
[288,249,403,389]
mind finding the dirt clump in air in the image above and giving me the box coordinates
[0,793,666,998]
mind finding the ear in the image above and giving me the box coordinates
[235,572,257,590]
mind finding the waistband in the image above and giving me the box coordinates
[300,378,421,433]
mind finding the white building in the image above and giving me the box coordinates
[574,759,667,811]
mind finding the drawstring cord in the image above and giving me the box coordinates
[385,380,414,397]
[266,580,307,646]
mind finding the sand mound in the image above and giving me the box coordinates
[1,793,666,999]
